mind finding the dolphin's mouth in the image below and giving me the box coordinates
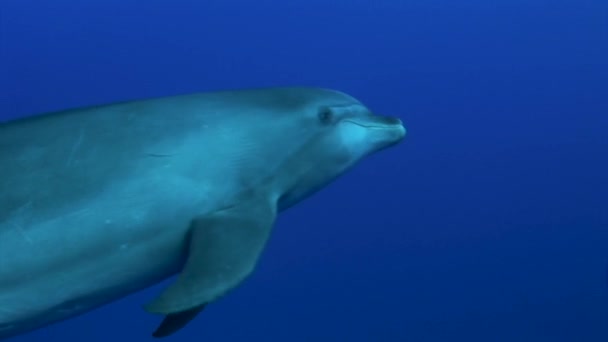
[343,116,403,129]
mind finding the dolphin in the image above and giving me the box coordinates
[0,87,405,338]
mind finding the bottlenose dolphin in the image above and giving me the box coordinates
[0,87,405,338]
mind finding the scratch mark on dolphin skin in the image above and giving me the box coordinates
[66,129,84,167]
[145,153,174,158]
[12,201,33,244]
[13,201,32,215]
[14,224,33,244]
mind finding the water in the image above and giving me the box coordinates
[1,0,607,341]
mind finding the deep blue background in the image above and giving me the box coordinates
[1,0,607,341]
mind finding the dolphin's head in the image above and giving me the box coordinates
[272,88,406,210]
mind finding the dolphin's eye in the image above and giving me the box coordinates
[318,107,333,125]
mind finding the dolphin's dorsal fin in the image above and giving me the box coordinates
[145,199,277,336]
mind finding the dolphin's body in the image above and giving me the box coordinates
[0,87,405,339]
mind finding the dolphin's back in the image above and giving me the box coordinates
[2,102,146,224]
[0,94,216,222]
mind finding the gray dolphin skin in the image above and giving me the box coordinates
[0,87,406,339]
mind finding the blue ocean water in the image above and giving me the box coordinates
[1,0,607,341]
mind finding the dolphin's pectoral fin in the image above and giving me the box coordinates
[145,199,277,336]
[152,305,206,338]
